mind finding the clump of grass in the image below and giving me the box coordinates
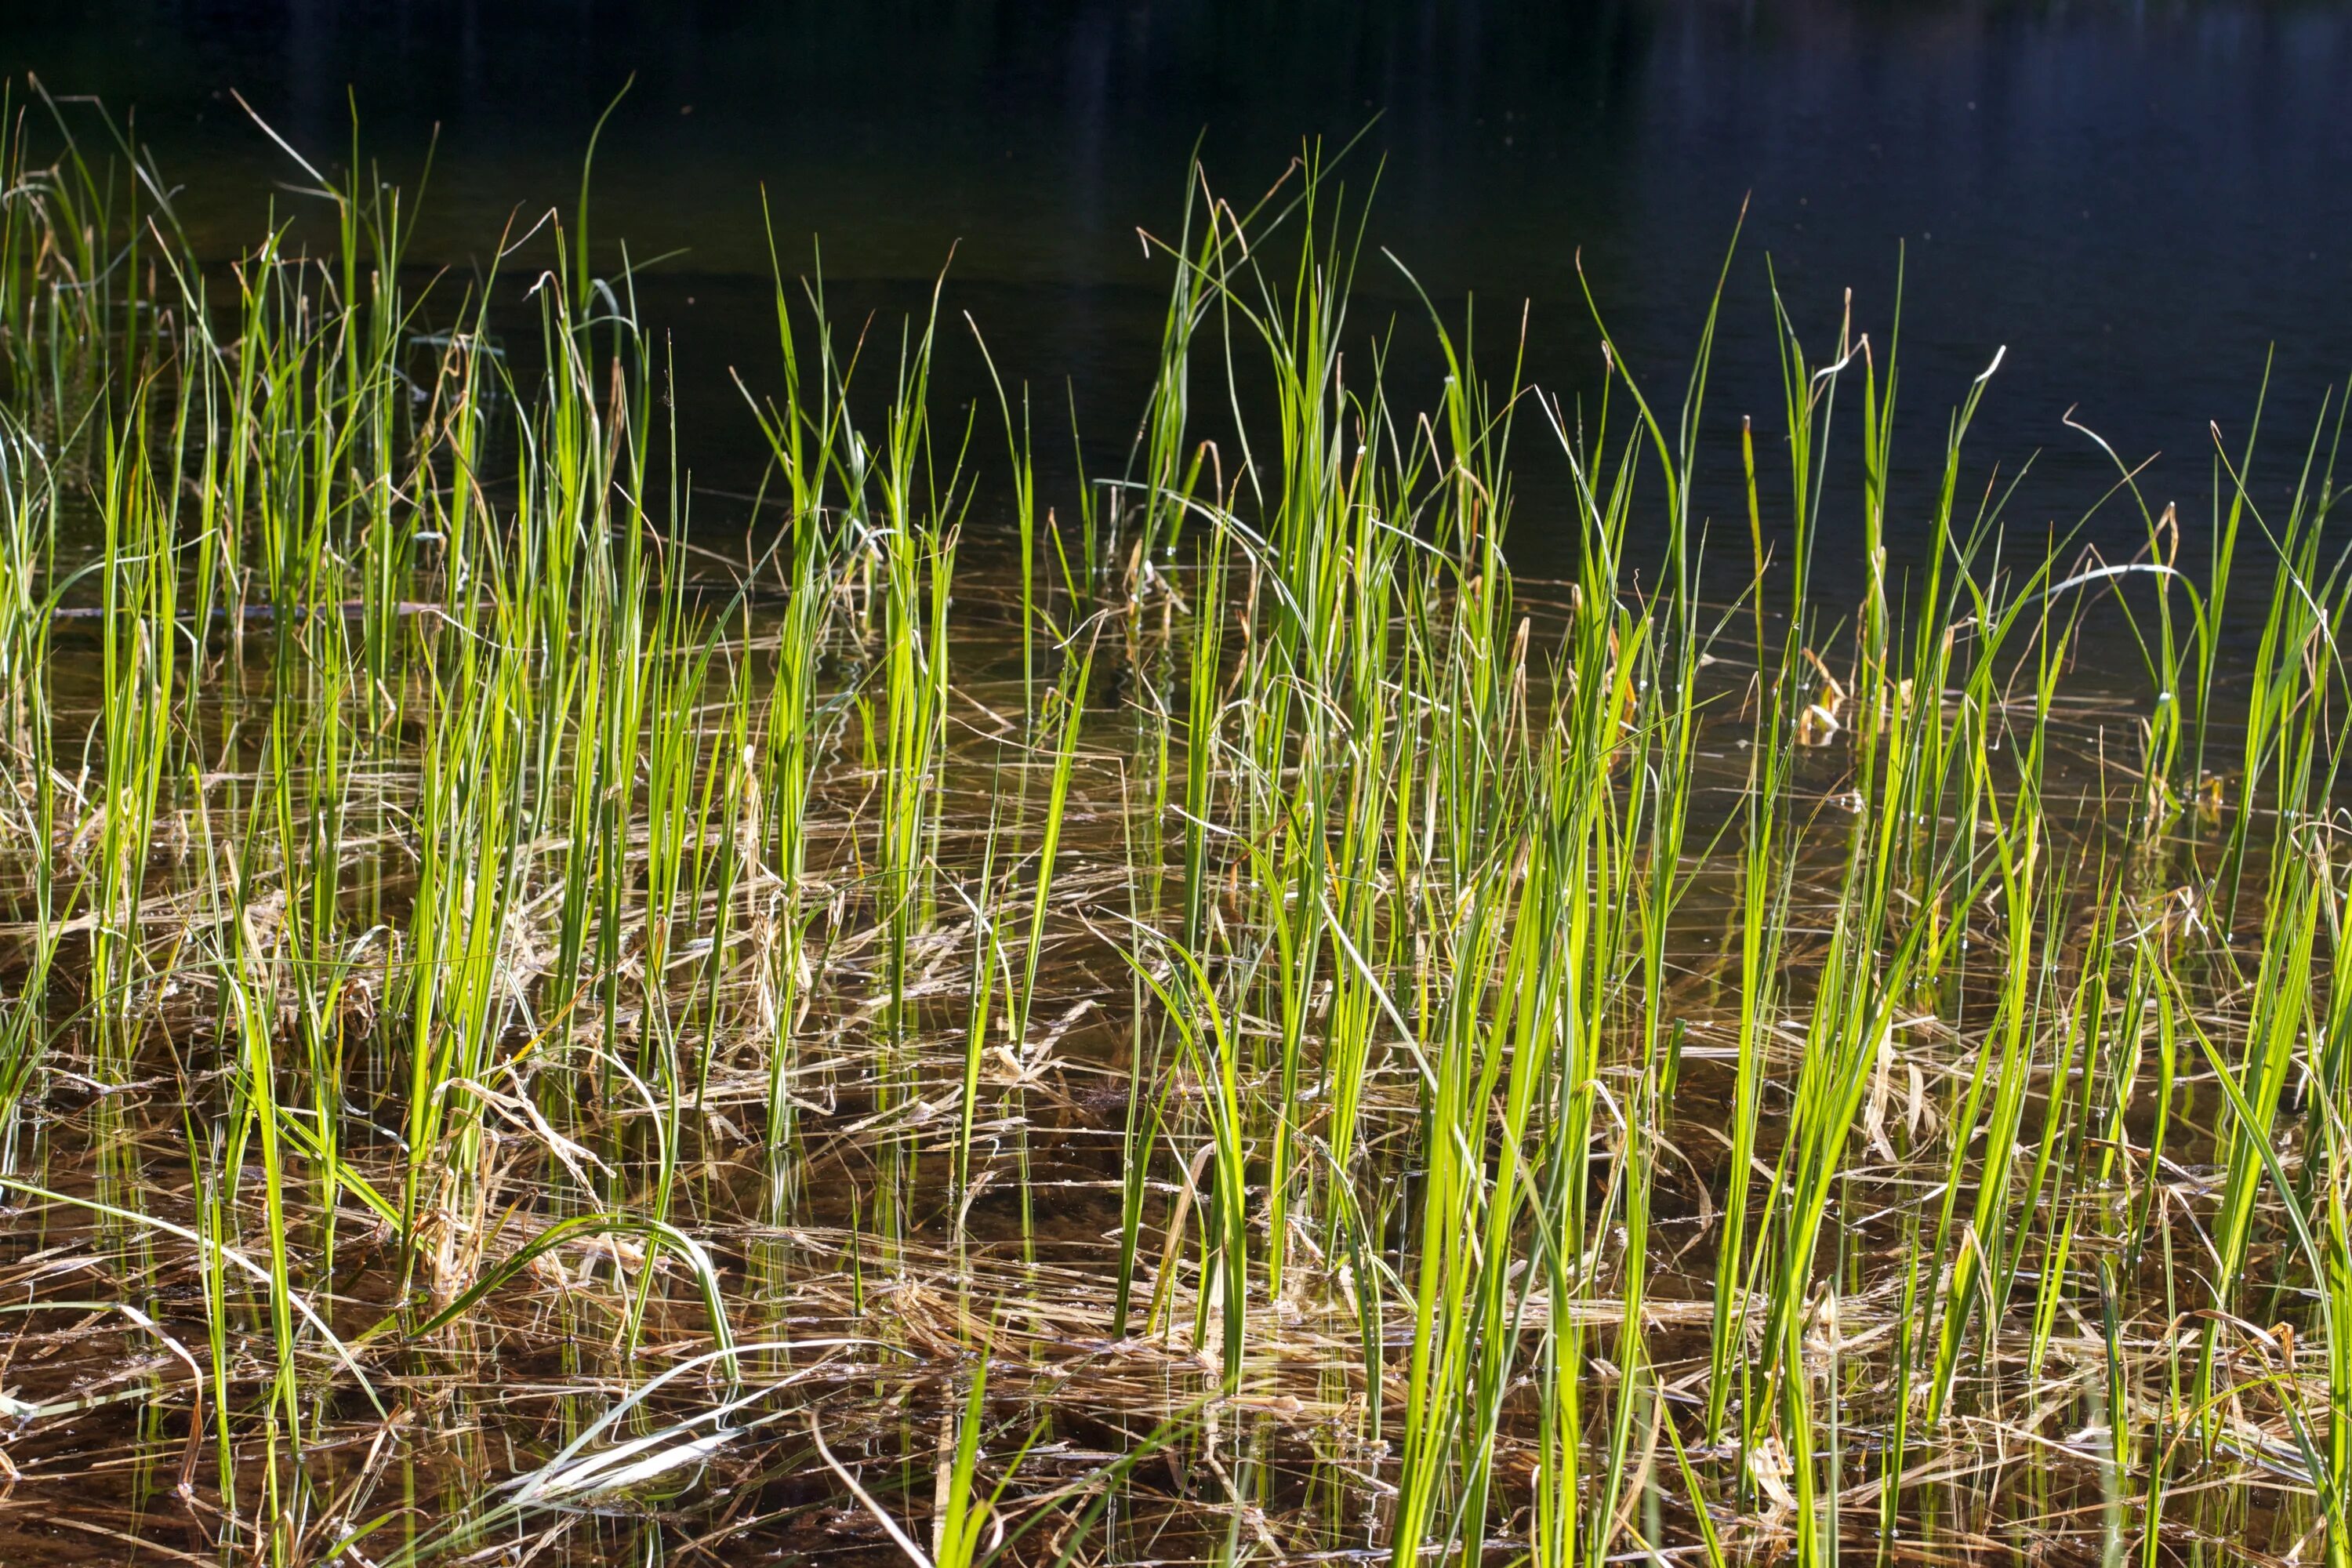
[0,91,2347,1568]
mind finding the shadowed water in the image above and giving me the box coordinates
[3,1,2348,579]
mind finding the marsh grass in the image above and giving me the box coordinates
[0,89,2347,1568]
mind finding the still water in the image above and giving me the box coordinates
[6,2,2350,576]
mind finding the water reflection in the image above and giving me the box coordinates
[5,1,2347,577]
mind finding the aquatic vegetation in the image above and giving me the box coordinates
[0,88,2349,1568]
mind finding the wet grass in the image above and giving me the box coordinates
[0,89,2348,1568]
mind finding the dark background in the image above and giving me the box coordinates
[5,2,2350,581]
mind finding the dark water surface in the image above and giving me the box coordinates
[6,2,2350,578]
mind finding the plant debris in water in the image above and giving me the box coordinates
[0,87,2347,1568]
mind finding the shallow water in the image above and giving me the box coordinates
[0,8,2347,1566]
[0,591,2282,1564]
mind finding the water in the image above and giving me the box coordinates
[7,1,2349,579]
[2,9,2346,1562]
